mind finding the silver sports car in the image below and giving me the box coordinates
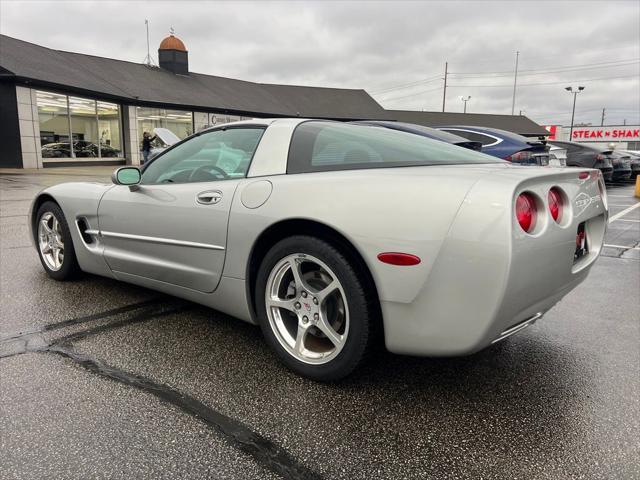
[30,119,608,380]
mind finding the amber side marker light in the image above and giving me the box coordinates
[378,253,421,266]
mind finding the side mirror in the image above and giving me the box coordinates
[112,167,141,190]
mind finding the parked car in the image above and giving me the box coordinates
[436,126,550,165]
[352,121,482,151]
[548,141,618,182]
[41,141,120,158]
[615,150,640,178]
[608,152,633,181]
[549,145,567,167]
[30,119,608,381]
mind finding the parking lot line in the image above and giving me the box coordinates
[608,202,640,223]
[616,219,640,223]
[603,244,640,250]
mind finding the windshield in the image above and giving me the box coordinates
[287,121,503,174]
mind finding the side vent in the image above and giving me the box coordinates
[77,218,94,244]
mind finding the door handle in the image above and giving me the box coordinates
[196,190,222,205]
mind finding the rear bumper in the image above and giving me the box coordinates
[381,170,607,356]
[612,168,632,181]
[381,258,591,356]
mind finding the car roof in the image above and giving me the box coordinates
[548,140,609,152]
[435,125,537,143]
[352,120,472,144]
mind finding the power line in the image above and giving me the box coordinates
[447,73,639,88]
[369,75,442,94]
[446,46,640,67]
[369,58,639,96]
[375,85,443,102]
[449,58,639,77]
[450,61,639,79]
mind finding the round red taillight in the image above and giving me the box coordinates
[548,188,563,223]
[516,193,537,233]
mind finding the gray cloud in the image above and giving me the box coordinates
[1,0,638,125]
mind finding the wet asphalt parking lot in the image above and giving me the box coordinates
[1,168,638,479]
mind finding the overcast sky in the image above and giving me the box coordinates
[1,0,639,126]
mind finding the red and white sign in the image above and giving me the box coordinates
[570,127,639,140]
[545,125,559,140]
[543,125,640,142]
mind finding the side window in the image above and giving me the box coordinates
[141,127,265,184]
[287,122,501,174]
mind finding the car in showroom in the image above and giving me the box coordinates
[147,127,182,161]
[41,141,121,158]
[351,121,482,151]
[548,141,621,182]
[436,125,550,165]
[29,119,608,381]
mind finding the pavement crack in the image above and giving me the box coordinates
[0,299,163,343]
[0,300,184,359]
[47,344,323,480]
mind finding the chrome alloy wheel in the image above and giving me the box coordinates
[38,212,65,271]
[265,253,349,365]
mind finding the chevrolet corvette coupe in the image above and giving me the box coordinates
[30,119,608,380]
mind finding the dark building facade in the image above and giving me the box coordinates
[0,33,547,168]
[0,34,389,168]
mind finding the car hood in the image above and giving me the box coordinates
[153,128,181,146]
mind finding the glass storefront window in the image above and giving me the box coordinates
[37,91,71,158]
[36,90,123,159]
[194,112,211,133]
[136,107,193,150]
[98,101,122,157]
[69,96,99,157]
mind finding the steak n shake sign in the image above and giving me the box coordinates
[544,125,640,142]
[570,127,639,140]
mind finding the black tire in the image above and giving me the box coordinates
[255,235,377,381]
[35,201,81,281]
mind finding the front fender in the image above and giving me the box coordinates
[30,182,115,277]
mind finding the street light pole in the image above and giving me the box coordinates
[460,95,471,113]
[565,86,585,141]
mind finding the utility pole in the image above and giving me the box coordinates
[442,62,448,112]
[511,51,519,115]
[601,108,605,126]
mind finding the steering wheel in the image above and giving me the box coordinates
[187,165,229,182]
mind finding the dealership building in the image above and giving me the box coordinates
[0,33,548,169]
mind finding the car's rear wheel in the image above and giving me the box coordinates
[255,235,376,381]
[35,201,80,280]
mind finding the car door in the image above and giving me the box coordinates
[98,126,266,293]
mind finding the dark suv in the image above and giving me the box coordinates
[547,141,618,181]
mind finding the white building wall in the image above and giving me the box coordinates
[124,105,140,166]
[15,86,43,169]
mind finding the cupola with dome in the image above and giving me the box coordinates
[158,30,189,75]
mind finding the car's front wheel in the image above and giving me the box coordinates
[255,236,376,381]
[35,201,81,280]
